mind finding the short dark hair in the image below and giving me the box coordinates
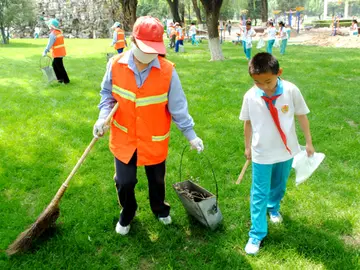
[246,21,251,26]
[279,21,285,27]
[249,52,279,75]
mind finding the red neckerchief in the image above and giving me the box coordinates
[261,95,292,154]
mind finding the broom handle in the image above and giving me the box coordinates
[235,159,251,185]
[50,103,119,204]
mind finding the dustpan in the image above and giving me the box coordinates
[40,56,57,83]
[292,146,325,186]
[172,147,222,230]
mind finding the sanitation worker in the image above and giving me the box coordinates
[93,16,204,235]
[42,19,70,84]
[110,22,127,54]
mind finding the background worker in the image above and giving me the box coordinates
[93,16,204,235]
[42,19,70,84]
[174,22,184,53]
[111,22,127,54]
[168,23,176,48]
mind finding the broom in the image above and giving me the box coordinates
[235,159,251,185]
[6,103,119,256]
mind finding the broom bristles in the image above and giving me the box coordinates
[6,204,60,256]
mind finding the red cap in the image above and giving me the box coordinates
[133,16,166,54]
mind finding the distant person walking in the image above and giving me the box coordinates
[174,22,184,53]
[278,21,288,55]
[226,20,232,35]
[189,22,198,46]
[42,19,70,84]
[111,22,127,54]
[350,19,358,36]
[263,22,277,54]
[34,26,41,39]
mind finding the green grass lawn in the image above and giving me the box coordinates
[0,38,359,269]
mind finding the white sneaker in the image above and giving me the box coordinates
[159,216,172,225]
[115,222,130,235]
[269,211,283,224]
[245,238,261,255]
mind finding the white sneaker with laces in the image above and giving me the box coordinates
[269,211,283,224]
[159,215,172,225]
[245,238,261,255]
[115,222,130,235]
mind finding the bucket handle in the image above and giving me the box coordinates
[179,145,219,209]
[39,55,52,69]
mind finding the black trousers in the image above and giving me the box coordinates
[114,151,170,226]
[52,57,70,84]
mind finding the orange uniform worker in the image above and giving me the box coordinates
[168,22,176,48]
[93,16,204,235]
[174,22,184,53]
[42,19,70,84]
[110,22,127,54]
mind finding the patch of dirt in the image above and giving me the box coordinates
[346,120,359,128]
[342,235,360,247]
[289,28,360,48]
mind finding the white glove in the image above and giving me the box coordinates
[93,119,109,138]
[190,137,204,153]
[109,43,114,47]
[42,52,47,57]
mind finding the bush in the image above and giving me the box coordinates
[310,19,353,28]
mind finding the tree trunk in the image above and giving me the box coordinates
[191,0,202,24]
[199,0,224,61]
[179,2,185,22]
[166,0,181,23]
[0,25,8,44]
[121,0,138,31]
[261,0,268,22]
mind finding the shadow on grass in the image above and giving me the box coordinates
[265,216,358,269]
[0,41,44,48]
[114,214,252,269]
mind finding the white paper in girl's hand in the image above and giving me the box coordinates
[292,146,325,186]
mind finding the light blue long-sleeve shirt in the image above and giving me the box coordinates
[111,31,118,46]
[98,50,197,141]
[44,32,56,54]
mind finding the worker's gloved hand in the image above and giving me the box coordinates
[93,119,109,138]
[190,137,204,153]
[42,52,47,57]
[109,43,113,47]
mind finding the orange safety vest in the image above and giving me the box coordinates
[114,28,125,50]
[51,29,66,58]
[169,27,176,38]
[110,53,174,166]
[176,28,185,40]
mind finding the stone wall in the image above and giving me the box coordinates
[35,0,116,38]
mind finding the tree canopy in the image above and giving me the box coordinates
[0,0,35,43]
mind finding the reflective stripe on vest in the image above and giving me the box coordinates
[152,131,170,142]
[113,120,128,133]
[53,44,65,49]
[136,92,168,107]
[112,86,168,107]
[112,85,136,102]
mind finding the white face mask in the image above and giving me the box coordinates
[131,43,158,64]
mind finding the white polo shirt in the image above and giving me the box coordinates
[266,27,277,40]
[239,79,310,164]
